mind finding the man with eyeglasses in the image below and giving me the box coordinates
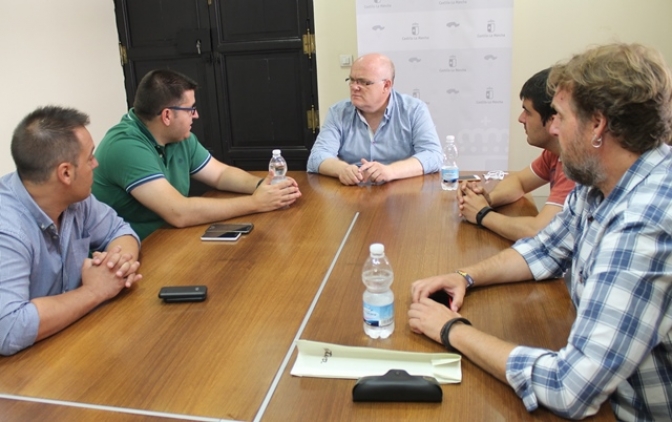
[93,69,301,240]
[307,53,442,185]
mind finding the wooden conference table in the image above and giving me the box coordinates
[0,172,614,421]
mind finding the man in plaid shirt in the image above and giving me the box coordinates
[409,43,672,421]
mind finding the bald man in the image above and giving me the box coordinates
[307,53,442,186]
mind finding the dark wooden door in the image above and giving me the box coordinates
[113,0,318,172]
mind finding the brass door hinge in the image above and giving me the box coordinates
[208,0,212,5]
[307,106,319,133]
[118,44,128,66]
[302,28,315,59]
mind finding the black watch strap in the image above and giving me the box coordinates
[476,206,494,227]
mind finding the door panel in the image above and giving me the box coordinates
[114,0,317,173]
[224,53,304,148]
[215,0,300,41]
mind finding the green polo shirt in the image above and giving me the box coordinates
[93,109,210,240]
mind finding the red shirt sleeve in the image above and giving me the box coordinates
[529,150,575,207]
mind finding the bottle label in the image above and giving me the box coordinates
[363,302,394,327]
[441,167,459,183]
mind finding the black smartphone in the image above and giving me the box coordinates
[158,285,208,303]
[200,230,242,242]
[203,223,254,235]
[429,290,452,307]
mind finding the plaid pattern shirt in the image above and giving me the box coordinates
[509,143,672,421]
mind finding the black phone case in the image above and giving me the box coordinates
[158,285,208,303]
[352,369,442,402]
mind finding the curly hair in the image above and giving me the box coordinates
[548,43,672,153]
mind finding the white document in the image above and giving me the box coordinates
[290,340,462,384]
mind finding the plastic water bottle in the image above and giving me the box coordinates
[362,243,395,339]
[441,135,459,191]
[269,149,287,185]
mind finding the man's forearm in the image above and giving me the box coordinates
[32,287,102,342]
[214,166,262,194]
[318,158,350,177]
[107,235,140,259]
[449,323,516,383]
[480,213,542,241]
[463,248,534,287]
[387,157,423,181]
[487,176,526,207]
[480,204,562,242]
[167,195,263,228]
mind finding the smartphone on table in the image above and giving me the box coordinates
[200,223,253,241]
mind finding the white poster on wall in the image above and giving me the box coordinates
[356,0,513,170]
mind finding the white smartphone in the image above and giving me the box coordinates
[200,231,242,242]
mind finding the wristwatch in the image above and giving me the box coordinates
[456,270,474,289]
[476,206,494,227]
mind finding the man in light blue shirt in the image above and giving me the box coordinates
[307,53,442,186]
[0,106,142,356]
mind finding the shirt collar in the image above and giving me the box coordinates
[126,108,164,148]
[354,89,396,124]
[8,172,59,233]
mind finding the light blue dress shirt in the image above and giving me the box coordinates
[508,143,672,421]
[0,172,139,356]
[306,90,442,174]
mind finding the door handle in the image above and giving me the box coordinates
[196,40,202,55]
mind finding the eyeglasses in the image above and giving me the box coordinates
[345,77,387,87]
[160,106,197,116]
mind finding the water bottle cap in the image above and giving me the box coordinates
[369,243,384,255]
[446,135,455,143]
[272,149,281,155]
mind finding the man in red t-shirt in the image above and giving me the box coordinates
[458,68,575,241]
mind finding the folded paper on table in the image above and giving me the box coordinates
[290,339,461,384]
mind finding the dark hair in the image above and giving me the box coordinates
[11,106,89,183]
[520,68,555,125]
[133,69,198,121]
[548,43,672,153]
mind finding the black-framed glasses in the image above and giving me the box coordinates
[345,77,386,87]
[160,106,197,116]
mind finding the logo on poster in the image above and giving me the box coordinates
[478,19,505,38]
[372,25,385,31]
[364,0,391,9]
[412,89,421,99]
[439,55,466,73]
[476,87,504,104]
[402,23,429,41]
[446,21,460,28]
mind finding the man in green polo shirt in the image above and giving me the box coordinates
[93,69,301,240]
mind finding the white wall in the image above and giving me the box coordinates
[0,0,127,175]
[2,0,672,196]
